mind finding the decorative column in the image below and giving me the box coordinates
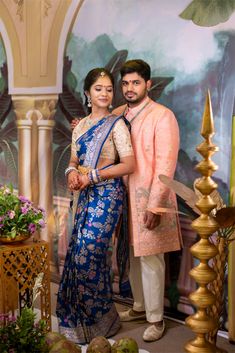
[13,95,57,271]
[37,117,55,243]
[185,91,219,353]
[36,98,56,271]
[15,118,33,199]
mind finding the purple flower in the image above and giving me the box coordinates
[38,219,45,228]
[21,206,28,214]
[0,216,4,222]
[8,211,15,219]
[0,224,3,228]
[28,223,36,233]
[19,195,30,203]
[38,206,46,215]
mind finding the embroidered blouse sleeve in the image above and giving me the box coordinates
[112,119,134,158]
[71,121,84,159]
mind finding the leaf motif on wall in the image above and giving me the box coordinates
[179,0,235,27]
[0,139,18,177]
[53,120,72,146]
[0,63,18,184]
[149,76,174,100]
[159,174,200,215]
[53,144,71,194]
[1,120,17,141]
[0,90,12,125]
[105,50,128,81]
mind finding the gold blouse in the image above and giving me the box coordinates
[71,115,134,162]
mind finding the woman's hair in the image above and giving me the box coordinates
[120,59,151,82]
[83,68,114,110]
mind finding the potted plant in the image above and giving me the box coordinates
[0,184,46,243]
[0,273,48,353]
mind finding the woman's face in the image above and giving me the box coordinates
[87,75,113,110]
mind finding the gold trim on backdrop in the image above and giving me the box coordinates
[228,115,235,342]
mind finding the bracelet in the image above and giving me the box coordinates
[88,169,103,184]
[88,170,94,185]
[96,169,103,183]
[65,166,77,176]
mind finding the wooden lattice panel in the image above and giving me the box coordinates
[0,240,51,331]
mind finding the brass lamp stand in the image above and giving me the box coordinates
[185,92,222,353]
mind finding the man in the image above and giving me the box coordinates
[113,59,182,342]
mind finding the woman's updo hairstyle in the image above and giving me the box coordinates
[83,68,114,112]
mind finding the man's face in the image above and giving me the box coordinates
[121,72,151,107]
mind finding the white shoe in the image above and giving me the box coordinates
[118,309,146,322]
[143,321,165,342]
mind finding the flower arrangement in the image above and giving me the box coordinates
[0,184,46,240]
[0,308,49,353]
[0,273,48,353]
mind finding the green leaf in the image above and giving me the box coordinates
[179,0,235,27]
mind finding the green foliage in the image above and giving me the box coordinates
[0,307,49,353]
[179,0,235,27]
[0,184,46,239]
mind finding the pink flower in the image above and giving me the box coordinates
[28,223,36,233]
[19,195,30,203]
[38,219,45,228]
[8,211,15,219]
[21,206,28,214]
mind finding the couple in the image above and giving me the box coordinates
[56,59,182,344]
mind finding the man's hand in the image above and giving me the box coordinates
[70,118,81,130]
[143,210,161,230]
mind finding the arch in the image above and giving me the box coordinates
[0,0,85,94]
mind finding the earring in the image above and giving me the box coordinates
[109,104,113,110]
[87,96,92,107]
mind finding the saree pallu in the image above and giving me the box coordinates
[56,115,124,344]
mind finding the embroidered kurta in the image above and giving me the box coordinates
[113,98,182,257]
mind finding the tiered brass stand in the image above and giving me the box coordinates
[0,240,51,331]
[185,92,223,353]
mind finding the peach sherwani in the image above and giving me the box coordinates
[113,97,182,257]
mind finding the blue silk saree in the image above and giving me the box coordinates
[56,115,125,344]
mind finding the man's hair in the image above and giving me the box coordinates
[120,59,151,81]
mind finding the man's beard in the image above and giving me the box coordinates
[125,92,147,105]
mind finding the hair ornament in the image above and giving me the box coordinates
[100,71,106,77]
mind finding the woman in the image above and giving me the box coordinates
[56,68,135,344]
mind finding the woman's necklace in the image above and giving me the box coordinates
[123,100,150,124]
[85,113,107,127]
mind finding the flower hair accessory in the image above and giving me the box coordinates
[100,71,106,77]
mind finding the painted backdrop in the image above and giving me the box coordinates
[52,0,235,322]
[0,0,234,323]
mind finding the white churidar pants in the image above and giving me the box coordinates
[129,246,165,323]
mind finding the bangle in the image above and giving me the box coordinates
[88,170,94,185]
[96,169,103,183]
[92,169,99,183]
[88,169,103,184]
[65,166,77,176]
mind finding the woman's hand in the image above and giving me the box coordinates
[78,174,90,190]
[67,171,81,191]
